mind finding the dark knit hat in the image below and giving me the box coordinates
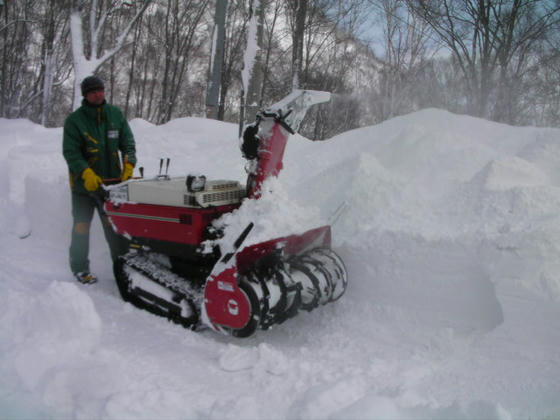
[81,76,104,96]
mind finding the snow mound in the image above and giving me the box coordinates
[219,343,289,375]
[471,156,549,191]
[129,117,155,131]
[3,281,101,391]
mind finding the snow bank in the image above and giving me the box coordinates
[8,281,102,387]
[285,110,560,304]
[0,279,102,417]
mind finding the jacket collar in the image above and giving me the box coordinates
[81,99,107,122]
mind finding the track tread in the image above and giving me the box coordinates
[115,250,202,329]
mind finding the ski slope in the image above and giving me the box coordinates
[1,109,560,419]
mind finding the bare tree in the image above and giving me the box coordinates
[407,0,560,121]
[491,1,560,123]
[0,0,72,124]
[365,0,435,120]
[126,11,163,120]
[290,0,308,88]
[258,0,284,101]
[123,11,144,118]
[40,0,71,125]
[217,0,253,121]
[1,0,36,118]
[242,0,265,125]
[156,0,210,123]
[69,0,151,109]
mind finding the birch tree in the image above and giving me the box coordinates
[69,0,151,109]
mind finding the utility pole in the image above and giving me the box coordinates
[206,0,227,120]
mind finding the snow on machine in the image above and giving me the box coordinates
[104,90,348,337]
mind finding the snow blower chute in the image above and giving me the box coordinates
[105,90,348,337]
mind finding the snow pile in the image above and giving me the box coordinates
[6,281,101,388]
[1,109,560,419]
[207,176,322,252]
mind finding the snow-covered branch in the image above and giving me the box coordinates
[70,0,151,109]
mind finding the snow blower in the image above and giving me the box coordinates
[105,90,348,337]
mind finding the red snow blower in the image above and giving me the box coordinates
[105,90,347,337]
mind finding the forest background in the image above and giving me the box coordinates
[1,0,560,140]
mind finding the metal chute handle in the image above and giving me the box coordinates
[264,90,331,134]
[260,109,295,134]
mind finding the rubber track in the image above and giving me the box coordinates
[121,251,203,326]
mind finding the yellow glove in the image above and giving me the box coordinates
[82,168,103,191]
[121,162,134,181]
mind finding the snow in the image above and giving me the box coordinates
[208,177,322,251]
[1,108,560,419]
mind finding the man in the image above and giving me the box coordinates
[62,75,137,284]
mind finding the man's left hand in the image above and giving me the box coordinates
[121,162,134,181]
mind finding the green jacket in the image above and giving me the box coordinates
[63,99,137,193]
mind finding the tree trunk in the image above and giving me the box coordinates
[243,0,264,125]
[291,0,307,89]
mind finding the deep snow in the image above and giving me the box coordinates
[1,109,560,419]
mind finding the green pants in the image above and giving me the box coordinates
[69,191,129,274]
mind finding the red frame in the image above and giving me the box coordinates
[105,201,239,245]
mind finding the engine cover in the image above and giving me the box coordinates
[114,177,246,208]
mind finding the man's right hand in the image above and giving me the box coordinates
[82,168,103,191]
